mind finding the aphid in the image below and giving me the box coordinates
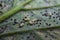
[24,5,31,8]
[48,12,52,16]
[20,23,24,26]
[19,23,24,28]
[24,16,30,22]
[32,19,37,22]
[28,21,34,25]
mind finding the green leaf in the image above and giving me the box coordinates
[0,6,60,37]
[0,0,32,23]
[0,0,60,40]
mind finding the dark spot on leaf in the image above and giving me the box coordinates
[53,20,55,22]
[39,23,41,24]
[56,22,58,24]
[45,10,47,12]
[33,35,35,38]
[38,25,40,27]
[25,16,27,18]
[45,35,48,38]
[10,18,13,21]
[53,17,55,18]
[45,23,48,26]
[0,3,2,7]
[49,24,51,26]
[42,13,48,16]
[13,19,18,25]
[27,36,30,39]
[54,12,56,14]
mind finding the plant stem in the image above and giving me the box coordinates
[0,25,60,37]
[21,4,60,11]
[0,0,32,23]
